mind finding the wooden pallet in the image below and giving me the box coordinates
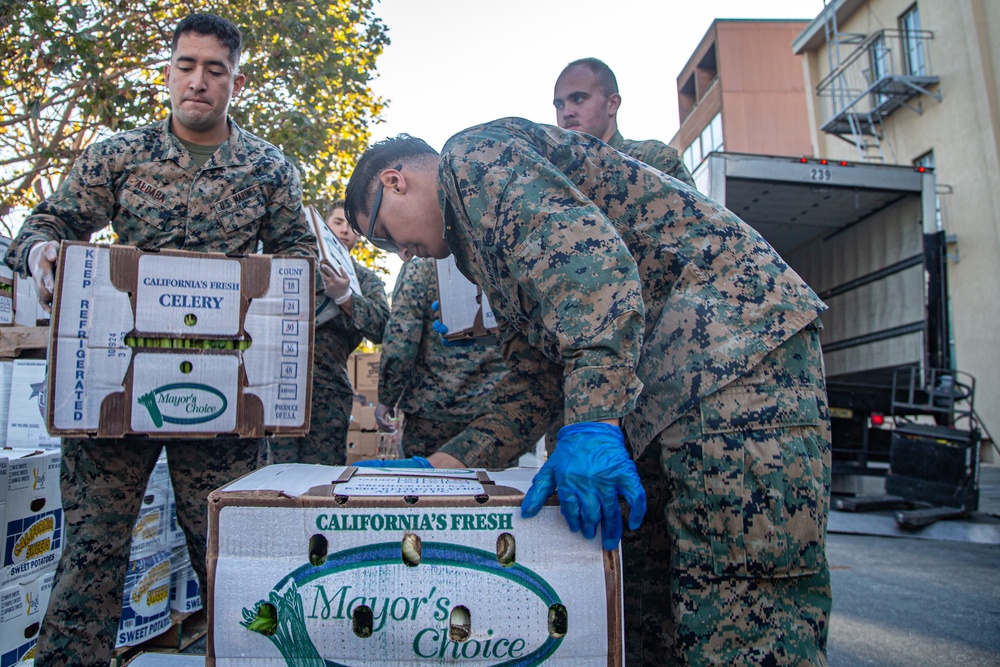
[111,610,206,666]
[0,325,49,357]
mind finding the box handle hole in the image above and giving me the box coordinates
[548,603,568,638]
[449,605,471,642]
[309,534,328,566]
[401,532,422,566]
[353,604,374,638]
[496,532,515,567]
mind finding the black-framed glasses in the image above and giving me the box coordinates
[366,164,403,254]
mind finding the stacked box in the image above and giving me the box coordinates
[0,448,62,587]
[46,242,315,438]
[162,457,202,614]
[5,360,59,450]
[12,275,50,327]
[115,549,172,649]
[435,255,497,342]
[0,362,13,449]
[0,237,13,326]
[130,456,169,561]
[0,569,55,666]
[206,465,623,666]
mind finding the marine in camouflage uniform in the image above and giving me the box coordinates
[378,256,525,459]
[270,260,388,465]
[346,117,831,666]
[3,15,317,666]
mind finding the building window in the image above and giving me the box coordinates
[914,150,941,230]
[900,5,927,76]
[683,112,724,173]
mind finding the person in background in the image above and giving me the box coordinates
[3,14,324,665]
[270,200,389,465]
[375,256,533,461]
[554,57,695,187]
[343,119,831,666]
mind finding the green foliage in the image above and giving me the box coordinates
[0,0,389,249]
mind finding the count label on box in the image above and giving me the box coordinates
[46,242,315,438]
[207,464,623,666]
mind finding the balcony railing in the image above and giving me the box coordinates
[817,29,940,137]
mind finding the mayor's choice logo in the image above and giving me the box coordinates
[136,383,228,427]
[240,541,565,666]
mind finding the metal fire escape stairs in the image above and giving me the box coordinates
[816,0,942,162]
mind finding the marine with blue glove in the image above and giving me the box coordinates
[344,119,831,667]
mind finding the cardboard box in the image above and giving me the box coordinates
[0,237,13,326]
[13,274,50,327]
[116,550,173,648]
[353,352,380,393]
[46,242,315,438]
[0,448,63,587]
[349,404,377,432]
[0,362,13,449]
[307,206,360,326]
[130,473,169,561]
[206,465,622,666]
[0,569,55,666]
[435,255,497,341]
[5,360,60,450]
[169,544,202,614]
[345,430,379,465]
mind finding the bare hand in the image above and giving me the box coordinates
[375,403,397,433]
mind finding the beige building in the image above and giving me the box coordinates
[793,0,999,440]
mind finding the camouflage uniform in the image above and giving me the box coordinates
[270,262,388,465]
[609,129,696,188]
[4,117,316,666]
[431,118,831,666]
[378,257,522,459]
[545,129,697,448]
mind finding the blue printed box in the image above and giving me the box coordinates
[0,449,63,587]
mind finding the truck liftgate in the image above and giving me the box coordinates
[693,152,955,480]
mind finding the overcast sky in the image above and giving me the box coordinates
[367,0,827,288]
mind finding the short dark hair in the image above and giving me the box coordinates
[326,199,346,220]
[562,57,619,97]
[344,134,439,235]
[172,13,242,69]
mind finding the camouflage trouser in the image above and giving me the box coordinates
[269,388,352,465]
[623,325,832,666]
[34,436,264,667]
[401,413,469,459]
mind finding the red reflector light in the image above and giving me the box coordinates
[800,157,809,163]
[871,413,885,426]
[839,161,848,166]
[917,166,926,173]
[820,159,828,165]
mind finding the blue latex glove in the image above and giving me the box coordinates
[521,422,646,551]
[354,456,433,468]
[431,300,476,347]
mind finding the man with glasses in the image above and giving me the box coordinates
[344,119,831,666]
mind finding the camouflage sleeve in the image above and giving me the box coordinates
[447,139,645,424]
[435,319,561,468]
[331,262,389,344]
[377,258,430,407]
[255,162,317,254]
[5,143,119,274]
[621,139,696,188]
